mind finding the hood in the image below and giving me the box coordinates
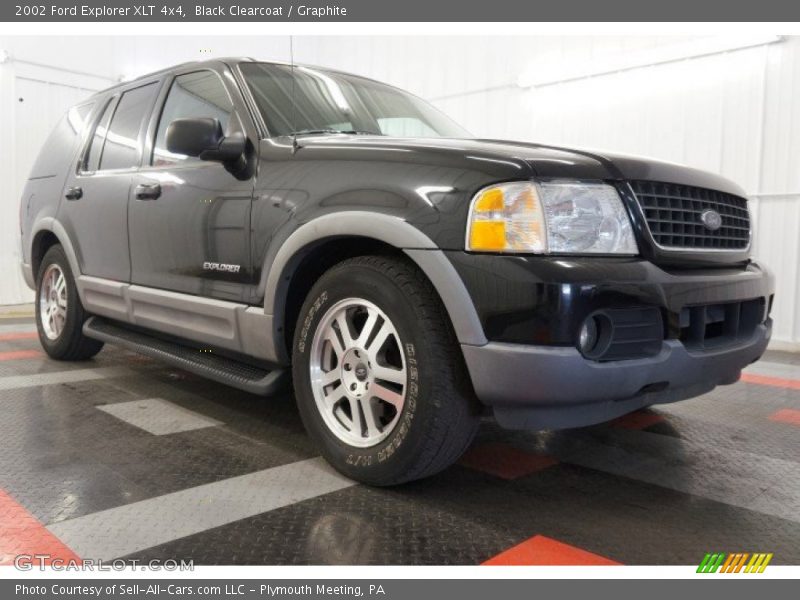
[298,135,747,198]
[479,139,747,198]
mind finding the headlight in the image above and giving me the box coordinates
[466,180,638,255]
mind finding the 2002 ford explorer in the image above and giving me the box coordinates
[19,58,775,484]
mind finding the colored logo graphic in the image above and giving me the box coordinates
[697,552,773,573]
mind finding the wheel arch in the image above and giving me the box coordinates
[262,212,487,365]
[30,218,82,290]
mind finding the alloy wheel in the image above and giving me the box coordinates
[39,264,68,340]
[309,298,407,447]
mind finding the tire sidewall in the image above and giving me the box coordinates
[292,262,446,484]
[35,246,83,357]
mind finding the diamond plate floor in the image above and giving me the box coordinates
[0,316,798,565]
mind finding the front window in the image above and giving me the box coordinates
[153,70,235,166]
[239,62,471,139]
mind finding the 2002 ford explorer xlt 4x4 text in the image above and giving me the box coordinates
[19,58,775,485]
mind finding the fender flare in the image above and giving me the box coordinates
[30,217,86,302]
[261,212,487,364]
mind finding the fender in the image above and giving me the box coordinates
[259,212,488,365]
[28,217,85,301]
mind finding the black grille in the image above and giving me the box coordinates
[631,181,750,250]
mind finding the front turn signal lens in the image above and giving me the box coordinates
[470,220,507,250]
[466,182,547,253]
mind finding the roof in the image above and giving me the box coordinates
[89,57,391,98]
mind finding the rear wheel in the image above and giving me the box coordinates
[292,255,480,485]
[35,245,103,361]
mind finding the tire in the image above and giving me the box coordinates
[35,245,104,361]
[292,255,480,486]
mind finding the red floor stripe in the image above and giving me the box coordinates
[769,408,800,427]
[0,350,42,361]
[483,534,621,566]
[611,410,665,430]
[0,489,79,565]
[741,372,800,391]
[0,332,38,342]
[460,442,558,480]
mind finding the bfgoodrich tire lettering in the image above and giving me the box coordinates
[35,245,104,361]
[292,255,480,486]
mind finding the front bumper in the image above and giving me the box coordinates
[448,253,775,429]
[463,321,770,429]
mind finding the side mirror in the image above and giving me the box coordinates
[166,118,246,163]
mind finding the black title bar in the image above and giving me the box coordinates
[5,0,800,22]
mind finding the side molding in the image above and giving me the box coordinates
[76,277,273,361]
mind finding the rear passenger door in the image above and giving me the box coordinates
[128,67,256,302]
[59,82,161,281]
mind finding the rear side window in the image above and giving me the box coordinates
[152,71,234,166]
[29,102,94,179]
[83,99,115,172]
[99,83,158,171]
[68,103,95,136]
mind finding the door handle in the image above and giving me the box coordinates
[135,183,162,201]
[65,186,83,201]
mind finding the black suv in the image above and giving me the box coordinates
[20,58,774,484]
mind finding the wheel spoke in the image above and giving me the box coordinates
[321,369,341,387]
[367,321,393,358]
[373,364,406,386]
[347,396,363,436]
[322,383,345,410]
[325,331,346,359]
[335,313,355,349]
[359,398,380,438]
[372,382,404,409]
[356,308,379,348]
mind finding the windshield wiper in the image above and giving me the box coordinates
[288,128,383,136]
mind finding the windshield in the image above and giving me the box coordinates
[239,62,471,139]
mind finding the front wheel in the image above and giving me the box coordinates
[35,245,104,361]
[292,255,480,486]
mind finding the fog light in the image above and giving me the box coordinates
[578,318,598,353]
[577,312,614,359]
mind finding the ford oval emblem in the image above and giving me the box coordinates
[700,209,723,231]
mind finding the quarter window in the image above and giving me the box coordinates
[152,71,234,166]
[83,99,115,172]
[99,83,158,171]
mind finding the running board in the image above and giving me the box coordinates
[83,317,286,396]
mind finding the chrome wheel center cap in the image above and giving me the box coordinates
[341,347,371,398]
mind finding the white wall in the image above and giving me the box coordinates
[0,35,798,347]
[0,38,119,305]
